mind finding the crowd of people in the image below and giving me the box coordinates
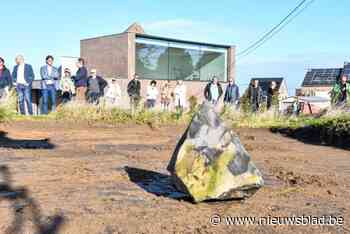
[0,53,263,116]
[2,53,348,116]
[0,55,116,115]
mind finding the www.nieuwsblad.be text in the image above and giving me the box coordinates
[209,214,344,226]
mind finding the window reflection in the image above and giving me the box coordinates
[135,37,227,82]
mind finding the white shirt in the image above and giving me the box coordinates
[17,64,26,85]
[146,86,159,100]
[47,65,52,76]
[106,83,121,99]
[46,65,55,85]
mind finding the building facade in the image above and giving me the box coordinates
[81,23,236,102]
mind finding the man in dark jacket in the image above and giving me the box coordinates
[248,79,263,113]
[74,58,88,102]
[127,74,141,115]
[0,57,12,100]
[87,69,107,105]
[224,78,240,109]
[204,76,223,105]
[12,55,34,115]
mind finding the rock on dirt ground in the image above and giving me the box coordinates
[0,121,349,233]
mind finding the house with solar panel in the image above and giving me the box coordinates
[299,62,350,97]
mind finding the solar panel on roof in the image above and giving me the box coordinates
[302,68,341,86]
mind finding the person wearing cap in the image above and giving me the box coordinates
[86,69,107,104]
[12,55,35,115]
[40,55,60,114]
[60,68,76,104]
[105,78,122,105]
[74,58,88,102]
[0,57,13,100]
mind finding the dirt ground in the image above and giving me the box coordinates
[0,121,349,234]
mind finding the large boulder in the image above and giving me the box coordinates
[167,103,264,202]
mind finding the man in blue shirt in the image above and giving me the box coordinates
[40,55,59,114]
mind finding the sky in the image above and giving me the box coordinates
[1,0,350,95]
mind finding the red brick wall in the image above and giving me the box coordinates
[81,33,129,78]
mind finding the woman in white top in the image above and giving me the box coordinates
[105,78,121,105]
[174,80,187,112]
[146,80,159,109]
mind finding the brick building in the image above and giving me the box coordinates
[80,23,236,103]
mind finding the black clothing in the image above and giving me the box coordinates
[248,85,262,112]
[127,79,141,97]
[204,82,223,101]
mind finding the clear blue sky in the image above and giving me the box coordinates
[1,0,349,94]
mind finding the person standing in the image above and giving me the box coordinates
[127,74,141,115]
[204,76,223,105]
[0,57,13,100]
[331,75,350,107]
[74,58,88,102]
[40,55,59,114]
[174,80,187,114]
[160,81,172,111]
[224,78,240,109]
[248,79,263,113]
[60,68,75,104]
[86,69,107,105]
[267,81,278,110]
[146,80,159,109]
[12,55,34,115]
[105,78,122,105]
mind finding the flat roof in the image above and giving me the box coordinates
[136,34,233,49]
[81,32,233,49]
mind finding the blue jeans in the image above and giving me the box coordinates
[41,85,57,115]
[16,84,33,115]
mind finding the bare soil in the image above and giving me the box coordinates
[0,121,349,234]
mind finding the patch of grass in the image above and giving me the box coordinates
[51,102,191,125]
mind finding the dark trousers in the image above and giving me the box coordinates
[146,99,156,108]
[41,85,57,115]
[16,84,33,115]
[87,92,100,104]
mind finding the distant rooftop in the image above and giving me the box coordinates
[302,62,350,87]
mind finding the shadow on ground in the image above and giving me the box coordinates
[271,126,350,150]
[124,166,188,201]
[0,131,54,149]
[0,165,64,234]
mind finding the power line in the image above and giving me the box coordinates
[238,0,316,59]
[237,0,315,59]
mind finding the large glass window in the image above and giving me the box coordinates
[135,37,228,82]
